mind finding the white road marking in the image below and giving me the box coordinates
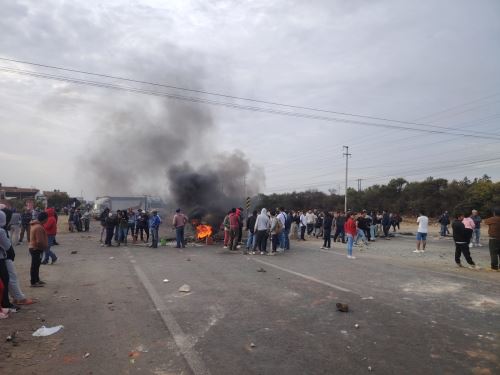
[125,249,211,375]
[252,258,352,293]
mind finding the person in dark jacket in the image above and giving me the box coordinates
[381,211,391,239]
[245,210,257,253]
[333,211,346,243]
[99,207,110,243]
[19,208,33,243]
[321,211,333,249]
[452,213,477,268]
[104,213,116,247]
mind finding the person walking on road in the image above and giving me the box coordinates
[41,208,58,265]
[484,208,500,271]
[8,209,21,245]
[172,209,188,249]
[104,212,116,247]
[344,212,357,259]
[414,211,429,253]
[452,213,477,269]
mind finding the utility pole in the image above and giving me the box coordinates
[343,146,351,213]
[357,178,363,192]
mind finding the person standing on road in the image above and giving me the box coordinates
[269,210,281,255]
[355,211,369,246]
[439,211,450,237]
[299,211,307,240]
[414,211,429,253]
[452,213,477,269]
[99,207,110,243]
[149,210,161,248]
[321,211,333,249]
[0,210,14,309]
[253,208,270,255]
[471,210,482,247]
[484,208,500,271]
[462,212,476,248]
[344,212,357,259]
[127,208,136,242]
[82,208,91,232]
[381,211,391,239]
[172,208,188,249]
[277,207,287,251]
[228,208,240,251]
[104,212,116,247]
[41,208,58,265]
[305,210,315,236]
[29,211,49,287]
[8,209,21,245]
[333,211,346,243]
[245,210,257,254]
[117,210,129,246]
[19,208,32,244]
[284,209,292,250]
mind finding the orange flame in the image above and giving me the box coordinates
[196,224,213,240]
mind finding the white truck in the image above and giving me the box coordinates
[92,196,151,218]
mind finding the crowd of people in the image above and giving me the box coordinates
[220,208,402,258]
[0,205,60,319]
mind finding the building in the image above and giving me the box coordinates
[0,183,39,200]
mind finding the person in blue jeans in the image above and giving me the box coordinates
[172,209,188,248]
[148,210,162,248]
[245,210,257,254]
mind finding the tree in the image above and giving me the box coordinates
[47,192,70,209]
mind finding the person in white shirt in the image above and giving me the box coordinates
[414,211,429,253]
[299,211,308,240]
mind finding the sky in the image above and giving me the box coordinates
[0,0,499,200]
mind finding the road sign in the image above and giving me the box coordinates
[245,196,251,210]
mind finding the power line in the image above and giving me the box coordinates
[1,56,500,138]
[2,65,500,141]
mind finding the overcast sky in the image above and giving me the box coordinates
[1,0,499,200]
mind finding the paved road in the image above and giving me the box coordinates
[1,229,499,375]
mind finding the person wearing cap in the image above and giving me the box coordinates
[148,210,162,248]
[29,212,49,287]
[172,209,188,248]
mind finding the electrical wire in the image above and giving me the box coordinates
[1,56,500,138]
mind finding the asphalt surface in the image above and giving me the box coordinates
[1,226,499,375]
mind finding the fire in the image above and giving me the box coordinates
[196,224,213,240]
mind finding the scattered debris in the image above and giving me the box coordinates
[361,296,374,300]
[83,352,90,359]
[340,330,348,335]
[250,343,256,348]
[368,366,373,372]
[129,351,140,359]
[6,331,16,342]
[336,303,349,312]
[163,279,169,283]
[136,344,148,353]
[257,267,266,273]
[109,257,115,260]
[32,325,64,337]
[186,257,191,261]
[70,251,78,254]
[355,324,360,329]
[179,284,191,293]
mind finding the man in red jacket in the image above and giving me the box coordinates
[42,208,58,265]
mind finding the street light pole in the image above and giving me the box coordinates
[343,146,351,213]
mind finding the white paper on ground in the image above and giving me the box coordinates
[32,325,64,337]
